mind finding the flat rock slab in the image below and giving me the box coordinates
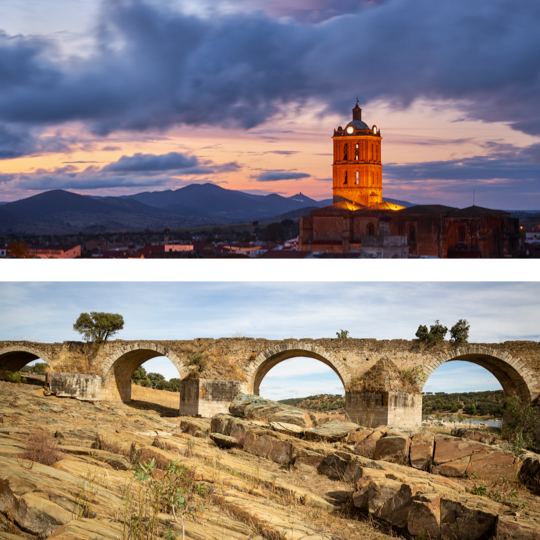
[270,421,304,435]
[305,421,361,442]
[210,433,239,449]
[47,518,123,540]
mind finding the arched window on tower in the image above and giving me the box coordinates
[458,225,466,243]
[344,171,348,185]
[343,143,348,161]
[367,223,375,236]
[355,143,359,160]
[355,171,359,184]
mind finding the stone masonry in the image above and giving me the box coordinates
[1,338,539,427]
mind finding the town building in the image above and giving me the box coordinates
[299,104,520,258]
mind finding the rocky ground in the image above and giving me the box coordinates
[3,382,540,540]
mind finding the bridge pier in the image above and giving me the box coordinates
[345,391,422,429]
[180,379,246,417]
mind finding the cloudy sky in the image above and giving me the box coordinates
[0,0,539,208]
[1,281,538,399]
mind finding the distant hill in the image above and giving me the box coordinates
[0,185,328,235]
[279,394,345,411]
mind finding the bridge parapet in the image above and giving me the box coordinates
[1,338,539,425]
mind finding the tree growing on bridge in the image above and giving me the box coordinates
[73,312,125,343]
[415,320,448,343]
[450,319,470,343]
[336,330,350,339]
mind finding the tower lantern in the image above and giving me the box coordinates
[332,103,383,207]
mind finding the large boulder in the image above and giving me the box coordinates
[433,434,517,479]
[305,421,361,442]
[410,431,435,470]
[467,449,518,481]
[519,452,540,494]
[229,394,312,428]
[270,421,304,436]
[354,430,383,458]
[373,436,410,464]
[353,477,419,529]
[210,433,239,449]
[268,409,312,429]
[407,491,442,540]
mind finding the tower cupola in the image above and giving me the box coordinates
[331,103,383,207]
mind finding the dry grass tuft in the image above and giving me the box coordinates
[210,494,285,540]
[21,429,62,466]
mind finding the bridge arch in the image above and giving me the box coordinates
[0,345,52,374]
[422,345,535,403]
[246,342,352,395]
[101,342,188,402]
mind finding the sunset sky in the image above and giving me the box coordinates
[1,0,540,209]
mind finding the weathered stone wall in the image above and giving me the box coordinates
[346,391,423,429]
[47,373,102,401]
[2,338,540,408]
[180,379,245,417]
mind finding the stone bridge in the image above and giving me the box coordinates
[1,338,539,428]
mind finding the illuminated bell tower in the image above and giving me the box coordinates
[332,102,383,207]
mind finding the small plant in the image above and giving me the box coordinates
[450,319,470,343]
[132,458,207,540]
[471,478,525,509]
[185,439,196,458]
[21,429,62,466]
[336,330,349,339]
[187,354,206,373]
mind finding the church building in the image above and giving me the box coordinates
[299,104,520,258]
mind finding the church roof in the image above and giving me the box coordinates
[366,200,405,211]
[346,120,369,131]
[396,204,456,216]
[443,206,510,218]
[315,201,365,213]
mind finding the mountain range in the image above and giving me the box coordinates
[0,184,332,235]
[0,184,419,235]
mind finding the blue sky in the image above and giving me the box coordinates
[2,281,538,399]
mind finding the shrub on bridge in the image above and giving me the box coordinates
[450,319,470,343]
[415,320,448,343]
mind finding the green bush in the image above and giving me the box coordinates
[450,319,470,343]
[415,320,447,343]
[187,354,206,373]
[502,396,539,453]
[6,371,23,384]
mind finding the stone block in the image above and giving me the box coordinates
[210,433,239,449]
[467,449,517,481]
[373,436,410,463]
[407,492,441,540]
[410,431,435,470]
[440,496,498,540]
[433,435,485,464]
[432,455,470,477]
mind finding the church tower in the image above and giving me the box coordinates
[332,102,383,207]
